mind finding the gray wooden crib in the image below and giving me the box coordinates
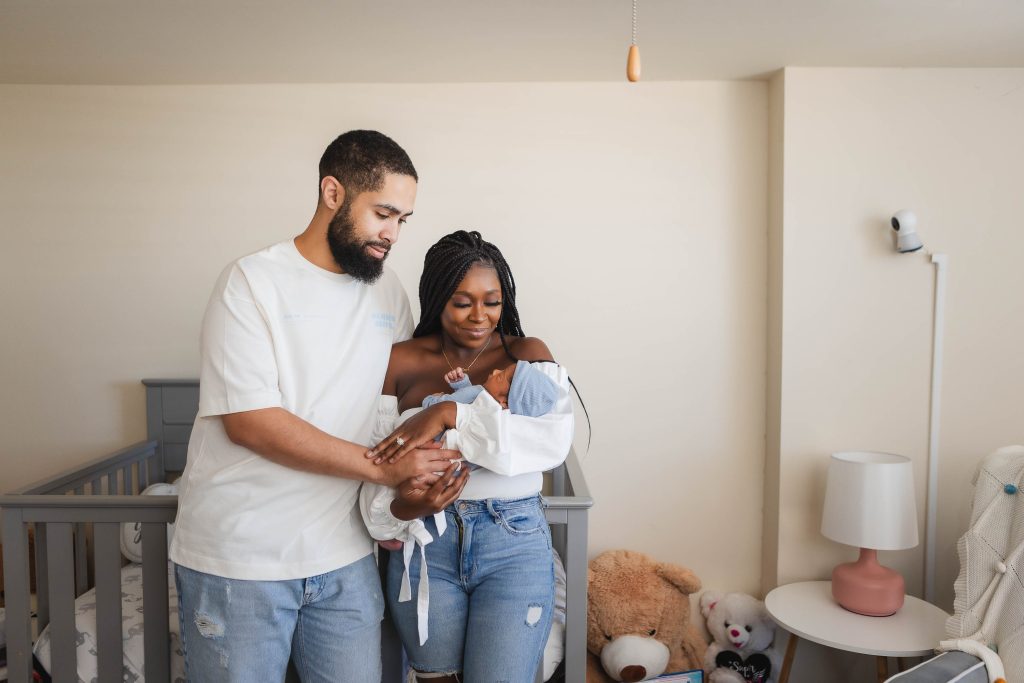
[1,379,593,683]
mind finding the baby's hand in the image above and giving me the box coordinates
[444,367,465,384]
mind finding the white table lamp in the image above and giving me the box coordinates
[821,451,919,616]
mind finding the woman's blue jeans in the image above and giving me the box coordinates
[174,554,383,682]
[387,494,555,682]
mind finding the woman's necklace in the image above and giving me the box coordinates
[441,334,492,372]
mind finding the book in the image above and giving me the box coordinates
[655,669,704,682]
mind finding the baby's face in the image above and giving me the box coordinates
[482,364,516,409]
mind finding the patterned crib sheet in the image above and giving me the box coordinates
[33,562,184,683]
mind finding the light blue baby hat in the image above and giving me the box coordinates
[507,360,558,417]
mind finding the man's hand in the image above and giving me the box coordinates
[376,446,461,488]
[390,462,469,521]
[368,402,457,464]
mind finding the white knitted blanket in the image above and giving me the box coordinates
[940,445,1024,683]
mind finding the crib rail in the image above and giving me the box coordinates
[2,439,175,683]
[1,497,177,683]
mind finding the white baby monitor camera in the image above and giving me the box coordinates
[891,210,923,253]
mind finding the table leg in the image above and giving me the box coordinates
[778,632,799,683]
[876,656,889,683]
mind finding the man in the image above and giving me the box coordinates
[169,130,463,682]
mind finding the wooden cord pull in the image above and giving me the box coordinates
[627,44,641,82]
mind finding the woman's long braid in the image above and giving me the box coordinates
[414,230,524,361]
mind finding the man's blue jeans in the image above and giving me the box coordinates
[174,554,383,682]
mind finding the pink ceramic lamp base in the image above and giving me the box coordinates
[831,548,905,617]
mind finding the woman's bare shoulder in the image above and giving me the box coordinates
[507,336,555,363]
[385,338,430,391]
[391,336,431,355]
[385,336,443,396]
[388,338,434,369]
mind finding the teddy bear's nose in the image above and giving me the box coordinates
[730,629,740,637]
[620,665,647,682]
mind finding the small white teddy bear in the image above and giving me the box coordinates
[700,591,784,683]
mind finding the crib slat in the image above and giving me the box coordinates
[139,457,150,489]
[74,528,89,597]
[91,477,102,494]
[145,451,162,488]
[123,465,134,494]
[35,523,51,631]
[2,510,33,683]
[142,522,171,683]
[47,522,77,683]
[108,471,118,495]
[95,522,124,683]
[72,484,89,597]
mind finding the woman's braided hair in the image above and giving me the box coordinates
[414,230,523,359]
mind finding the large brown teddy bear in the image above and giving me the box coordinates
[587,550,707,682]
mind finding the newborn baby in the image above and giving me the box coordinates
[422,359,559,416]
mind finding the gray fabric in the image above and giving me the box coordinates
[886,651,987,683]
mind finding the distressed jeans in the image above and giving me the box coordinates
[174,554,383,683]
[386,495,555,682]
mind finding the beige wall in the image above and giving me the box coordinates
[7,72,1018,677]
[767,68,1024,620]
[0,82,768,595]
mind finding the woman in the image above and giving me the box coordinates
[360,230,574,682]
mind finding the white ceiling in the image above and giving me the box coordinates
[2,0,1024,84]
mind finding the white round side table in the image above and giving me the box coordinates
[764,581,949,683]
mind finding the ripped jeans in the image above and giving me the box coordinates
[386,495,555,682]
[174,555,383,683]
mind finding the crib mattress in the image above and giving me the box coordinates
[33,562,185,683]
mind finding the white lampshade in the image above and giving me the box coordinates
[821,451,919,550]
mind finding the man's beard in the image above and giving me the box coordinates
[326,201,390,283]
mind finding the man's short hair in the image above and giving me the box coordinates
[318,130,418,197]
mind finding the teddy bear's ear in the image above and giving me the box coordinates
[657,562,702,596]
[699,590,722,618]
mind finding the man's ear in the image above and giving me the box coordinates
[320,176,346,211]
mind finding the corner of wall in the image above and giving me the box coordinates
[761,69,786,595]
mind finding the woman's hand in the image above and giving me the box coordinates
[368,402,457,464]
[390,461,469,521]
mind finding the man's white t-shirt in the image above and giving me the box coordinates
[169,239,413,580]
